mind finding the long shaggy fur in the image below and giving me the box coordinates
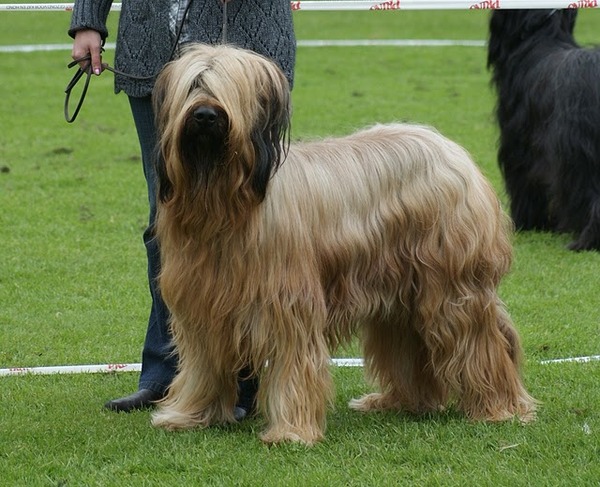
[151,43,536,445]
[488,9,600,251]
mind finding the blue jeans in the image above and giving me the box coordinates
[129,95,177,395]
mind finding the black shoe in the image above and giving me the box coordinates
[104,389,164,412]
[235,367,258,421]
[233,406,251,421]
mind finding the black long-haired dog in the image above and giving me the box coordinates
[487,9,600,251]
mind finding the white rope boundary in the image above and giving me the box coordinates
[1,1,599,11]
[0,39,487,53]
[1,355,598,377]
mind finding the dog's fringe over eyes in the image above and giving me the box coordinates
[150,43,537,445]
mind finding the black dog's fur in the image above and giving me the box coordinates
[488,9,600,251]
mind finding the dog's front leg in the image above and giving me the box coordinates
[257,310,333,445]
[151,317,238,430]
[152,364,238,430]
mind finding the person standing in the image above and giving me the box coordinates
[68,0,296,416]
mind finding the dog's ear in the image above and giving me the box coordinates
[487,12,512,70]
[521,9,576,39]
[562,9,578,34]
[152,62,173,131]
[250,71,291,201]
[151,120,175,205]
[152,62,178,203]
[155,148,173,203]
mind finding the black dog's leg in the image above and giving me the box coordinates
[508,180,553,231]
[498,135,553,231]
[568,198,600,251]
[501,157,552,231]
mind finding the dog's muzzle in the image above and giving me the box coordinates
[186,104,229,141]
[193,106,219,127]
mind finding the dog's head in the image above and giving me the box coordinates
[487,9,578,71]
[153,43,291,205]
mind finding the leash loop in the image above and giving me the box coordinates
[64,55,93,123]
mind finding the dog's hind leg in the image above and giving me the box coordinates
[349,312,448,416]
[460,302,537,423]
[420,288,537,423]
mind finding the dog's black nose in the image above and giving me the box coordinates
[193,106,218,126]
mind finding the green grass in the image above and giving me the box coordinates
[1,7,600,486]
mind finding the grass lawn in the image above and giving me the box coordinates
[1,5,599,486]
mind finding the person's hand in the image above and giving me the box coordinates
[72,29,104,75]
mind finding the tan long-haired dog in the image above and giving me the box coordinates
[150,43,536,445]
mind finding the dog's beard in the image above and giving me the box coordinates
[179,106,229,196]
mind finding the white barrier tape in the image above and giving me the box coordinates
[1,355,599,376]
[331,358,365,367]
[0,0,598,11]
[0,363,142,376]
[298,39,486,46]
[0,42,77,52]
[539,354,600,364]
[0,359,362,376]
[0,39,487,53]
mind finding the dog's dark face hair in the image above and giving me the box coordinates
[153,44,291,206]
[182,103,230,171]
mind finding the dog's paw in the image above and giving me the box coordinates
[260,426,323,446]
[151,408,210,431]
[348,393,387,412]
[516,402,537,424]
[567,238,600,252]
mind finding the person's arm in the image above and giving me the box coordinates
[68,0,113,74]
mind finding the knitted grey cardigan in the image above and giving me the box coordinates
[69,0,296,97]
